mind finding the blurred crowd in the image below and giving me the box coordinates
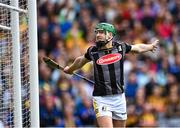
[38,0,180,127]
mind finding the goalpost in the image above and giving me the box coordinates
[0,0,39,127]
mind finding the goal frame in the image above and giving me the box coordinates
[0,0,39,127]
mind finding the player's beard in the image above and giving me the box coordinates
[95,37,113,48]
[95,40,108,48]
[95,36,108,48]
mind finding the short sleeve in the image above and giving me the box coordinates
[84,46,93,61]
[125,43,132,53]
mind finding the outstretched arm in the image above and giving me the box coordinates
[64,55,90,74]
[130,39,159,53]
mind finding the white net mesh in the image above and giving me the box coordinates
[0,0,30,127]
[19,0,30,127]
[0,0,14,127]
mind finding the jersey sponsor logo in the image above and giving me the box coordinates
[96,53,122,65]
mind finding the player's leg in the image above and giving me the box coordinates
[113,119,126,127]
[112,93,127,127]
[97,116,113,127]
[93,97,113,127]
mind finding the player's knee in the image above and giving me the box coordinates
[97,116,113,127]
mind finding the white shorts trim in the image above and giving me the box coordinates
[93,93,127,120]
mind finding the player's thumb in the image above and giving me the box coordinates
[63,66,69,73]
[63,66,73,74]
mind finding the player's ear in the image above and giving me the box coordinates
[109,32,113,38]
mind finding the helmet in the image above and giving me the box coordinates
[95,23,116,36]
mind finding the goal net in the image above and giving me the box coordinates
[0,0,13,127]
[0,0,39,127]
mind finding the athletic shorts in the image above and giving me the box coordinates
[93,93,127,120]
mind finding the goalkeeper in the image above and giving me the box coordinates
[64,23,159,127]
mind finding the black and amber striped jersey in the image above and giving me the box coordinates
[85,41,131,96]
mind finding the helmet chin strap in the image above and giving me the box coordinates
[96,35,113,48]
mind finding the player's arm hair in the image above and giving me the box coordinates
[67,55,90,73]
[130,44,154,53]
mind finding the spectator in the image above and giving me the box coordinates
[138,103,157,127]
[40,93,62,127]
[125,71,138,102]
[57,92,82,127]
